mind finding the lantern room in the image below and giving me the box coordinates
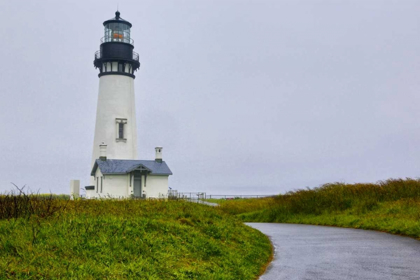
[94,11,140,78]
[103,11,132,44]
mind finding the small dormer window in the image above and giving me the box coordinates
[116,118,127,142]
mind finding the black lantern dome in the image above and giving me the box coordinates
[94,11,140,78]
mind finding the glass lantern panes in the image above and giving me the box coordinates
[104,22,131,43]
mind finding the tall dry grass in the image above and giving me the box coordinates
[0,187,69,220]
[219,178,420,239]
[270,178,420,216]
[217,197,277,215]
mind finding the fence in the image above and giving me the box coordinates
[171,192,276,201]
[206,194,276,199]
[170,192,206,201]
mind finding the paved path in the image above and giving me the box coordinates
[246,223,420,280]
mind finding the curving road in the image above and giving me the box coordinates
[246,223,420,280]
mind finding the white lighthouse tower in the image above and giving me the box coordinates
[91,11,140,165]
[86,11,172,199]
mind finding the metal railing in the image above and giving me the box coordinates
[100,36,134,45]
[94,50,140,62]
[206,194,276,199]
[171,192,277,201]
[174,192,207,201]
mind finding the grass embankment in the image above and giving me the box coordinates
[218,179,420,240]
[0,195,271,279]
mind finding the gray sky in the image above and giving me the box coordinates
[1,0,419,195]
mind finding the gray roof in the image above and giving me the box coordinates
[91,159,172,176]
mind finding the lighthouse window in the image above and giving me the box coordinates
[116,118,127,142]
[118,63,123,72]
[118,123,124,138]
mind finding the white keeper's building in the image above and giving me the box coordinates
[85,11,172,199]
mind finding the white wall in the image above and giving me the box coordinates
[90,75,138,185]
[70,180,80,199]
[145,175,169,198]
[101,174,129,198]
[87,168,102,199]
[87,169,169,199]
[87,168,131,199]
[85,189,94,198]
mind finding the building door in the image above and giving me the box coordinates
[133,176,142,198]
[132,168,149,198]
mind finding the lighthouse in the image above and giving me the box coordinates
[86,11,172,199]
[91,11,140,164]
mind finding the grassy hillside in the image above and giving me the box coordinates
[0,196,271,279]
[218,178,420,240]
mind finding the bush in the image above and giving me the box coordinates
[219,178,420,239]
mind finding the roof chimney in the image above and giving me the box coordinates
[155,147,163,163]
[99,143,107,161]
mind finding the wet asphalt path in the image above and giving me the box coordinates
[246,223,420,280]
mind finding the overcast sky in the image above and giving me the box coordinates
[0,0,419,195]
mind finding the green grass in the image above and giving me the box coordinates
[208,198,276,215]
[218,178,420,240]
[0,196,271,279]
